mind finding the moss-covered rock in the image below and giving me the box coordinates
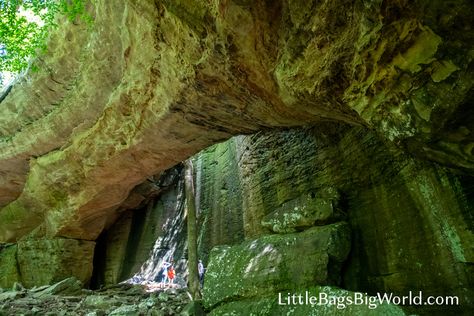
[17,238,95,288]
[209,286,407,316]
[1,0,473,244]
[203,222,351,309]
[193,139,245,261]
[0,244,20,288]
[261,188,343,233]
[194,125,474,314]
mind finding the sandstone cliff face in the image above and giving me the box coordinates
[91,166,188,287]
[0,0,473,243]
[193,126,473,314]
[0,0,473,314]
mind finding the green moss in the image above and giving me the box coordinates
[261,193,341,233]
[209,286,406,316]
[0,245,20,288]
[392,26,441,73]
[430,60,459,82]
[162,0,210,35]
[203,223,351,309]
[17,238,95,287]
[0,201,43,242]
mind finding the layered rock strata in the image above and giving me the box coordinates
[194,125,474,315]
[0,0,473,244]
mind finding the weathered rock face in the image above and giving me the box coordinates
[91,166,188,287]
[194,125,473,314]
[261,188,344,233]
[0,0,473,244]
[193,139,246,258]
[0,238,95,288]
[209,286,407,316]
[0,1,473,314]
[203,222,351,309]
[0,244,20,288]
[17,238,95,288]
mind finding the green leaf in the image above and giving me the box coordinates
[0,0,92,87]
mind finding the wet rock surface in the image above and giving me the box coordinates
[0,278,192,316]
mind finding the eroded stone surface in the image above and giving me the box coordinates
[209,286,407,316]
[261,189,343,233]
[202,222,351,308]
[92,167,188,287]
[0,0,473,244]
[17,238,95,288]
[193,126,474,314]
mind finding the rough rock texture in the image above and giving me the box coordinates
[0,280,191,316]
[0,1,473,314]
[209,286,407,316]
[17,238,95,288]
[203,222,351,309]
[91,166,188,287]
[194,125,474,315]
[0,244,20,288]
[1,0,473,244]
[193,139,245,260]
[261,189,344,233]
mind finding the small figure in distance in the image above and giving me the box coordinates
[198,259,205,288]
[167,265,176,286]
[156,259,172,288]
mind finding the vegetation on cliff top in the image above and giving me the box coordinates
[0,0,89,86]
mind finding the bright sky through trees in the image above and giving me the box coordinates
[1,4,46,87]
[0,0,89,89]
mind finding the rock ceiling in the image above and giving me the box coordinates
[0,0,472,242]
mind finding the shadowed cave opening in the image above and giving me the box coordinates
[86,124,473,316]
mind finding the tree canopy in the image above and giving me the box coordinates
[0,0,89,85]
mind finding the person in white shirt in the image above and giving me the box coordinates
[157,260,172,287]
[198,259,205,288]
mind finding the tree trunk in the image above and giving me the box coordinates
[184,159,201,300]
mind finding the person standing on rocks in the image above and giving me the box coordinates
[167,265,176,286]
[198,259,205,288]
[157,260,172,288]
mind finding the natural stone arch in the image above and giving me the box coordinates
[0,0,472,242]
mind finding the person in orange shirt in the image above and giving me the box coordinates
[167,265,176,285]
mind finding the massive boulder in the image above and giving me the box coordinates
[0,0,473,243]
[203,222,351,308]
[209,286,407,316]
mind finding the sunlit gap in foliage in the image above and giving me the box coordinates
[0,0,90,90]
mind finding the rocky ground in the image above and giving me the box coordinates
[0,278,201,316]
